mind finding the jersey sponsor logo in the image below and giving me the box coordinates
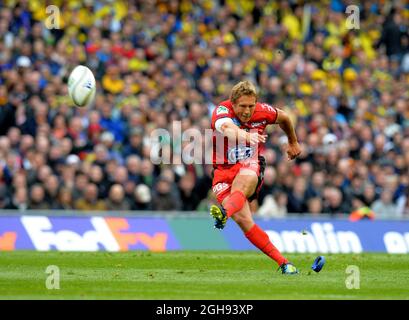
[260,103,275,112]
[227,145,255,163]
[251,120,266,127]
[216,105,229,115]
[212,183,230,195]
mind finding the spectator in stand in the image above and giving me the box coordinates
[307,197,323,215]
[361,183,378,208]
[378,12,407,60]
[397,188,409,216]
[257,191,288,218]
[322,187,349,215]
[178,172,200,211]
[75,183,107,211]
[55,187,74,210]
[287,177,308,214]
[305,171,326,200]
[132,184,152,210]
[28,184,50,210]
[152,176,181,211]
[88,164,109,198]
[258,166,278,205]
[123,128,144,159]
[371,189,400,217]
[44,175,60,209]
[0,0,407,214]
[125,155,142,184]
[105,184,131,211]
[5,187,28,211]
[0,186,10,209]
[72,172,90,201]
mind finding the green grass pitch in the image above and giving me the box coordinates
[0,251,408,299]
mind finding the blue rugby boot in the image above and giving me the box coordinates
[210,205,227,230]
[278,262,299,275]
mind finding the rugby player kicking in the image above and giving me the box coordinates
[210,81,301,274]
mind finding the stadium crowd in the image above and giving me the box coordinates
[0,0,408,217]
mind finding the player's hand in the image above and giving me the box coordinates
[247,132,267,145]
[287,141,301,160]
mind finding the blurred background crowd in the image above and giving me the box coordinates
[0,0,408,217]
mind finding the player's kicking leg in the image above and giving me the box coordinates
[210,168,298,274]
[230,201,298,274]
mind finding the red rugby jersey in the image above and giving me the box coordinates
[211,100,278,167]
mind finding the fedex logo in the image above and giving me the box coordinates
[20,216,174,252]
[105,217,169,252]
[21,216,120,251]
[0,232,17,251]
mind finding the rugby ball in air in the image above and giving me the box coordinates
[68,65,96,107]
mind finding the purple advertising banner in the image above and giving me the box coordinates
[1,215,409,253]
[223,219,409,254]
[0,217,34,250]
[1,216,181,251]
[103,217,181,251]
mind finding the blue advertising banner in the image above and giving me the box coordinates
[1,216,181,252]
[0,217,34,250]
[1,215,409,253]
[224,219,409,254]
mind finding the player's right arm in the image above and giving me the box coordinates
[275,108,301,160]
[216,118,266,144]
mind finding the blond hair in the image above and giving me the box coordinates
[230,81,257,103]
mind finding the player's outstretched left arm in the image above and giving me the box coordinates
[275,108,301,160]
